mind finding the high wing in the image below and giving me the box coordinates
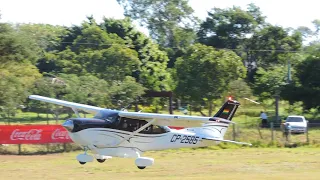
[29,95,236,128]
[119,99,239,128]
[119,111,233,128]
[29,95,103,114]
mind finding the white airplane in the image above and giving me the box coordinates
[29,95,251,169]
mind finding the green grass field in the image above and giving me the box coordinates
[1,148,320,180]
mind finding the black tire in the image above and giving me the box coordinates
[79,161,86,165]
[96,159,106,163]
[137,166,146,170]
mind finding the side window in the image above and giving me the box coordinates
[152,125,165,134]
[117,118,147,132]
[116,118,168,134]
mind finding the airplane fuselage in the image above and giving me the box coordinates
[68,124,227,158]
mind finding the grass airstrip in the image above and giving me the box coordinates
[1,147,320,180]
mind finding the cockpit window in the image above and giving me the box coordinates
[118,117,170,134]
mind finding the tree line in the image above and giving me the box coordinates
[0,1,319,118]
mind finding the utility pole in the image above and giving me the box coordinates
[287,59,291,83]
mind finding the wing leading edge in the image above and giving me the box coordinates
[29,95,103,114]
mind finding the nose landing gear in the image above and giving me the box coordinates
[76,146,93,165]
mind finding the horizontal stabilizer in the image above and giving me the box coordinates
[202,137,252,146]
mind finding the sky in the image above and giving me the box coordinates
[0,0,319,35]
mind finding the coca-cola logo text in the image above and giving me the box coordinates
[51,129,70,140]
[10,129,42,141]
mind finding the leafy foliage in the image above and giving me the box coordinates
[101,18,172,90]
[174,43,246,115]
[117,0,198,68]
[253,66,288,100]
[198,3,265,49]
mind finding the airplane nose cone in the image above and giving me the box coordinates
[62,120,74,132]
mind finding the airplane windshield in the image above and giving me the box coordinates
[94,110,119,123]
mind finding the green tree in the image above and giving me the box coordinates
[198,3,265,49]
[101,18,173,90]
[0,22,42,117]
[0,63,42,117]
[16,23,67,51]
[117,0,197,47]
[174,43,246,116]
[117,0,198,67]
[253,66,288,100]
[227,79,252,99]
[245,25,302,82]
[109,76,146,109]
[51,20,140,83]
[0,23,40,64]
[287,50,320,110]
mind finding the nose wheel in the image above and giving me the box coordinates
[137,166,146,169]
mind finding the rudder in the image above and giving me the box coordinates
[213,99,240,121]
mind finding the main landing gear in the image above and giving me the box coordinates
[95,154,112,163]
[135,157,154,170]
[96,159,106,163]
[76,147,112,165]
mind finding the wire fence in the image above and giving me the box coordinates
[0,109,320,155]
[224,122,320,147]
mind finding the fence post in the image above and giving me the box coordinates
[18,144,21,155]
[306,122,309,144]
[63,143,67,152]
[257,122,263,139]
[270,122,274,142]
[232,123,236,141]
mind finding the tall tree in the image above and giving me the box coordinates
[101,18,173,91]
[46,19,140,83]
[253,65,288,100]
[0,22,42,117]
[0,23,40,64]
[198,3,265,49]
[117,0,198,67]
[282,46,320,110]
[174,43,246,116]
[245,25,302,82]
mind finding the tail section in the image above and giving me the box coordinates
[200,99,251,146]
[213,99,240,121]
[200,99,240,139]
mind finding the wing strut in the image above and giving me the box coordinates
[72,107,80,118]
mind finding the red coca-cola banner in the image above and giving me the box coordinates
[0,125,73,144]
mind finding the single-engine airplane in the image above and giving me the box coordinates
[29,95,251,169]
